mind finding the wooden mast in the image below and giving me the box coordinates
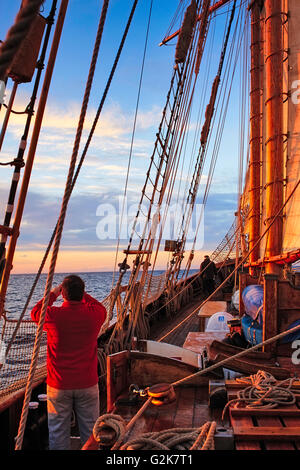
[261,0,284,352]
[248,1,262,275]
[264,0,284,275]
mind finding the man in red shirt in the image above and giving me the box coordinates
[31,274,106,450]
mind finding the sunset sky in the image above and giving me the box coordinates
[0,0,247,274]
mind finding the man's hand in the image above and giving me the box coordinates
[52,284,62,298]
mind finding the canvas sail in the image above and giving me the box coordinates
[259,0,300,258]
[282,0,300,253]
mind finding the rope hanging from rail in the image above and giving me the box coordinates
[14,0,110,450]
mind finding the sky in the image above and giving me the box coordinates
[0,0,249,274]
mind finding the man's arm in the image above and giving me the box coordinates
[31,285,61,324]
[83,293,107,322]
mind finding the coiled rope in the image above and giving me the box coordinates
[93,415,216,450]
[0,0,45,81]
[93,414,127,449]
[222,370,299,422]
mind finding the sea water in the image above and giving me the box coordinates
[4,269,198,320]
[4,270,194,320]
[4,271,131,320]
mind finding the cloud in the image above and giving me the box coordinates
[0,91,239,273]
[3,89,161,140]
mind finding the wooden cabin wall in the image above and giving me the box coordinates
[277,280,300,333]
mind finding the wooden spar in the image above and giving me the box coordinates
[264,0,284,275]
[248,2,261,275]
[159,0,231,46]
[245,248,300,268]
[0,81,18,151]
[0,1,69,318]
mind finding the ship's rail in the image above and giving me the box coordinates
[0,271,168,409]
[0,317,47,409]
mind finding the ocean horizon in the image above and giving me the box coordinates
[5,270,198,320]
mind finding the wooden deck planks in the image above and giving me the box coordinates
[150,296,203,347]
[256,415,295,450]
[227,381,300,450]
[172,387,196,429]
[281,402,300,450]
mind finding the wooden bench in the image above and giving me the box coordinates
[197,301,227,331]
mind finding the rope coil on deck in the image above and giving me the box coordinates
[221,370,299,422]
[119,422,216,450]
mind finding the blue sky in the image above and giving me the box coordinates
[0,0,248,273]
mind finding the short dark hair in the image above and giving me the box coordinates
[62,275,85,301]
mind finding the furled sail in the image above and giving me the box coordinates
[282,0,300,253]
[259,0,300,258]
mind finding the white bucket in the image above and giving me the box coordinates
[205,311,234,332]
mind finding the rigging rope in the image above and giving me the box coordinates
[111,0,153,291]
[110,0,212,345]
[181,3,249,281]
[114,15,206,348]
[4,0,139,356]
[169,0,237,283]
[0,0,58,286]
[14,0,110,449]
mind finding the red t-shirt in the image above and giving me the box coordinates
[31,292,107,390]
